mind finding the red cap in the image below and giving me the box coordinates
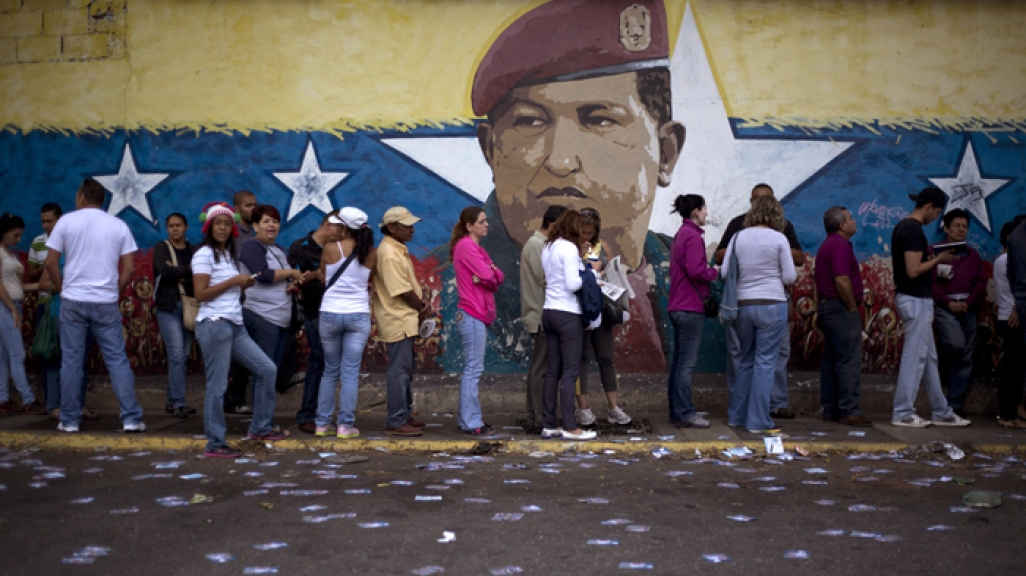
[472,0,669,117]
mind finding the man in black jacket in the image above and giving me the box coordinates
[288,211,341,434]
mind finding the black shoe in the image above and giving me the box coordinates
[771,407,796,419]
[165,403,175,415]
[173,406,196,419]
[822,413,840,422]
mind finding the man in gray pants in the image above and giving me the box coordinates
[372,207,431,437]
[520,205,567,426]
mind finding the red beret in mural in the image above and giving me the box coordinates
[472,0,670,116]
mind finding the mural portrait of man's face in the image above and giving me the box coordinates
[478,71,683,269]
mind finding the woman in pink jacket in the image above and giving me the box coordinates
[450,206,505,435]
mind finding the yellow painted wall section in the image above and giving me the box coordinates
[1,0,1025,133]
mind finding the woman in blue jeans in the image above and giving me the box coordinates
[667,195,719,428]
[720,196,797,434]
[450,206,504,435]
[192,202,288,459]
[153,213,197,418]
[315,207,376,438]
[0,214,45,415]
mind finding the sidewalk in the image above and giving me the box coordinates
[30,371,1002,417]
[2,408,1023,456]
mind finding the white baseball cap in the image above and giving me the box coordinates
[330,207,369,229]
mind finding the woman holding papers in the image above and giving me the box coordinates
[574,208,632,427]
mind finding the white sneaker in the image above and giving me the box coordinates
[541,428,563,439]
[575,407,596,426]
[123,421,147,433]
[891,414,932,428]
[607,406,632,425]
[932,413,971,427]
[562,429,597,441]
[57,422,79,433]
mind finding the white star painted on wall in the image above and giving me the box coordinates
[274,141,349,221]
[378,3,852,243]
[928,141,1010,232]
[94,143,168,223]
[380,137,493,203]
[655,4,853,243]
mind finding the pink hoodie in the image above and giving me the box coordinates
[453,236,505,324]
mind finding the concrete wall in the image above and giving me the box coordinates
[2,0,1026,376]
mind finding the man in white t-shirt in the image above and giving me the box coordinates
[44,178,145,433]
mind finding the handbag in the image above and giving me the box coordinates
[166,241,200,331]
[718,231,742,325]
[32,295,61,362]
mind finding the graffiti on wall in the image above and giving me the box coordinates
[3,0,1026,377]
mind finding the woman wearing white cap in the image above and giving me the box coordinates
[314,207,377,438]
[192,202,287,458]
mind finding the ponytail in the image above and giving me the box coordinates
[449,206,485,259]
[351,226,374,266]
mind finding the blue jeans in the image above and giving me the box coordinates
[771,321,792,411]
[195,319,277,449]
[156,302,194,408]
[243,309,290,370]
[934,306,977,411]
[59,299,142,426]
[893,295,953,420]
[817,299,863,419]
[316,312,371,428]
[732,302,788,431]
[667,310,704,423]
[297,316,325,425]
[0,301,35,405]
[456,310,486,431]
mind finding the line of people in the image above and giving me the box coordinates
[2,179,1026,451]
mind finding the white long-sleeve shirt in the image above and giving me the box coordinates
[542,238,584,314]
[721,227,797,302]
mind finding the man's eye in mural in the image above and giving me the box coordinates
[513,116,547,128]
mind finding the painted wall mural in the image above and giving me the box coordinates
[2,0,1026,377]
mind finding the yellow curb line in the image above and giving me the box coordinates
[1,431,1023,456]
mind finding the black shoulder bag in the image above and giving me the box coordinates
[325,251,359,290]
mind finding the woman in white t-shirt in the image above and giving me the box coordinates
[192,203,289,459]
[720,196,797,434]
[540,210,596,442]
[0,213,44,415]
[315,207,377,439]
[995,218,1026,428]
[238,205,303,375]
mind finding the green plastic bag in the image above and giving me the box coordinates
[32,297,60,362]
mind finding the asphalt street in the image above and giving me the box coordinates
[1,443,1025,576]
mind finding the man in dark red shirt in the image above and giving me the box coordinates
[815,207,871,426]
[931,209,987,418]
